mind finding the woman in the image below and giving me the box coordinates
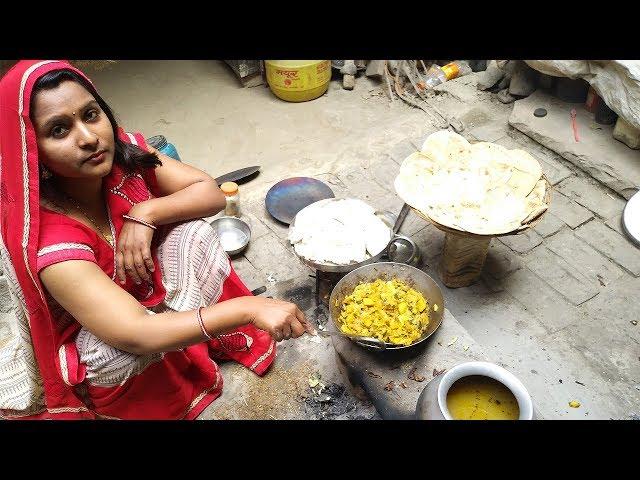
[0,59,315,419]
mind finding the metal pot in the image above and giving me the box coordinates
[290,198,419,273]
[415,361,535,420]
[387,234,421,267]
[328,262,444,350]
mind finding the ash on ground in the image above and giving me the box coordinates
[303,375,379,420]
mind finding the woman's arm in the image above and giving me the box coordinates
[40,260,315,355]
[114,147,227,284]
[129,147,226,226]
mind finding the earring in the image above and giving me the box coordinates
[40,166,52,180]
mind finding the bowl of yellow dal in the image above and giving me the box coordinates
[415,361,535,420]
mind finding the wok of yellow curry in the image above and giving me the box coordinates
[338,279,430,345]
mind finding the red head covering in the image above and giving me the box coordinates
[0,60,100,418]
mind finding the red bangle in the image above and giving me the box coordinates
[196,307,212,340]
[123,214,157,230]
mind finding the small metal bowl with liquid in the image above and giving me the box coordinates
[210,216,251,256]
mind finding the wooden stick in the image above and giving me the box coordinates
[394,61,403,95]
[402,61,428,102]
[383,60,395,101]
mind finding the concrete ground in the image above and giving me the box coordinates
[84,60,640,420]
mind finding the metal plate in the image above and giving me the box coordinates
[265,177,335,225]
[623,190,640,247]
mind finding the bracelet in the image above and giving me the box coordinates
[196,307,212,340]
[123,214,157,230]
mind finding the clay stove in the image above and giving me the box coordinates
[310,270,348,306]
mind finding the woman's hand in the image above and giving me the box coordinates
[116,215,155,285]
[239,297,317,342]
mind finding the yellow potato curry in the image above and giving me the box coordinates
[338,279,430,345]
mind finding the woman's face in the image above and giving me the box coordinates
[32,80,115,180]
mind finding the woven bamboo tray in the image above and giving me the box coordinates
[411,177,552,288]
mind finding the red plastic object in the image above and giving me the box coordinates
[570,109,580,142]
[585,86,601,113]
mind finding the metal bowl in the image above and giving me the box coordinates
[210,216,251,256]
[328,262,444,351]
[387,235,421,267]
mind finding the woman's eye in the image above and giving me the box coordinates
[51,125,68,138]
[85,109,99,121]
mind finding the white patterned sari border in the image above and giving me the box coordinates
[37,242,94,257]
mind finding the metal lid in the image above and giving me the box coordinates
[220,182,239,196]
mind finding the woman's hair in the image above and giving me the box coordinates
[29,69,162,173]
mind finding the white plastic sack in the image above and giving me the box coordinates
[525,60,640,130]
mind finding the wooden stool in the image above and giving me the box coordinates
[440,231,492,288]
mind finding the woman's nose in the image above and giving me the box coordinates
[76,122,99,148]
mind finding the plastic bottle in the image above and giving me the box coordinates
[220,182,240,217]
[146,135,181,161]
[423,61,473,89]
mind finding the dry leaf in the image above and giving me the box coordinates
[384,381,395,391]
[408,368,426,382]
[308,372,321,388]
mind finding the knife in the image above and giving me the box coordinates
[393,203,411,234]
[214,166,261,186]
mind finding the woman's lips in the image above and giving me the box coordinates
[84,150,107,164]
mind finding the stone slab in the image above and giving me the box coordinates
[498,229,543,254]
[575,220,640,276]
[556,176,626,220]
[544,229,626,287]
[549,192,594,229]
[524,246,600,306]
[533,212,565,238]
[509,90,640,200]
